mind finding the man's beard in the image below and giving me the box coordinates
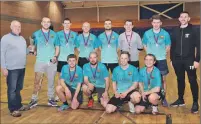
[90,61,97,65]
[105,28,111,30]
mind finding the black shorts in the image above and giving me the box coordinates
[155,60,169,76]
[129,61,139,68]
[66,84,83,104]
[57,61,68,72]
[91,87,105,101]
[135,91,164,108]
[78,57,89,68]
[103,63,118,73]
[108,90,137,107]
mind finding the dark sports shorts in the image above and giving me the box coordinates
[155,59,169,76]
[57,61,68,72]
[108,89,137,107]
[66,84,83,104]
[78,57,89,68]
[103,63,118,73]
[135,91,164,108]
[90,87,105,101]
[129,61,139,68]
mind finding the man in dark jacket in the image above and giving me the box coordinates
[170,11,200,113]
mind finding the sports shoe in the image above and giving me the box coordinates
[48,99,58,107]
[28,99,38,109]
[87,99,94,108]
[170,99,185,107]
[128,101,135,113]
[191,102,199,114]
[58,104,69,111]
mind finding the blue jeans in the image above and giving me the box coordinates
[7,68,25,112]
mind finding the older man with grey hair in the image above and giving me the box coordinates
[1,20,30,117]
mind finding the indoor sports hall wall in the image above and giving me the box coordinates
[0,1,63,39]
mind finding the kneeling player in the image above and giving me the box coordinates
[56,54,83,111]
[135,54,164,114]
[105,51,141,113]
[82,52,109,108]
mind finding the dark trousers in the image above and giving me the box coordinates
[7,68,25,112]
[172,58,198,102]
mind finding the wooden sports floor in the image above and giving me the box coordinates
[1,51,200,124]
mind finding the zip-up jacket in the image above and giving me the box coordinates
[170,24,200,62]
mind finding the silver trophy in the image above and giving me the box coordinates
[29,36,34,54]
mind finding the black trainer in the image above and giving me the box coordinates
[191,102,199,114]
[170,99,185,107]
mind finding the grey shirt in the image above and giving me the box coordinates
[118,31,143,61]
[1,33,27,70]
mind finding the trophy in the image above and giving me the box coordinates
[29,36,34,54]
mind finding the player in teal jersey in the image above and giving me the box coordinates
[75,22,99,68]
[28,17,60,108]
[135,54,164,115]
[82,52,109,108]
[97,19,120,73]
[105,51,141,113]
[56,54,83,111]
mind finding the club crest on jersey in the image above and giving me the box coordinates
[128,72,132,76]
[75,74,78,78]
[185,34,190,38]
[97,69,100,72]
[50,35,54,38]
[160,35,164,39]
[112,36,115,39]
[71,35,74,38]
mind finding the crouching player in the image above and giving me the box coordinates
[105,51,141,113]
[135,54,164,114]
[82,52,109,108]
[56,54,83,111]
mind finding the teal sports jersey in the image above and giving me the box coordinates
[142,28,171,60]
[32,29,60,63]
[75,33,99,58]
[83,62,109,88]
[60,65,83,89]
[139,66,162,91]
[98,31,119,63]
[112,65,139,93]
[57,30,77,61]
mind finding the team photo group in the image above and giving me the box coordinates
[1,11,200,117]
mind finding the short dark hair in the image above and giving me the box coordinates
[105,19,112,23]
[144,54,156,61]
[120,51,130,59]
[180,11,189,16]
[63,18,71,23]
[67,54,77,60]
[125,19,133,25]
[151,15,161,21]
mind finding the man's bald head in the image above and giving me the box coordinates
[10,20,21,35]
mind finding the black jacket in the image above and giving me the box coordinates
[170,24,200,62]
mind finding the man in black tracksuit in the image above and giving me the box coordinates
[170,11,200,113]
